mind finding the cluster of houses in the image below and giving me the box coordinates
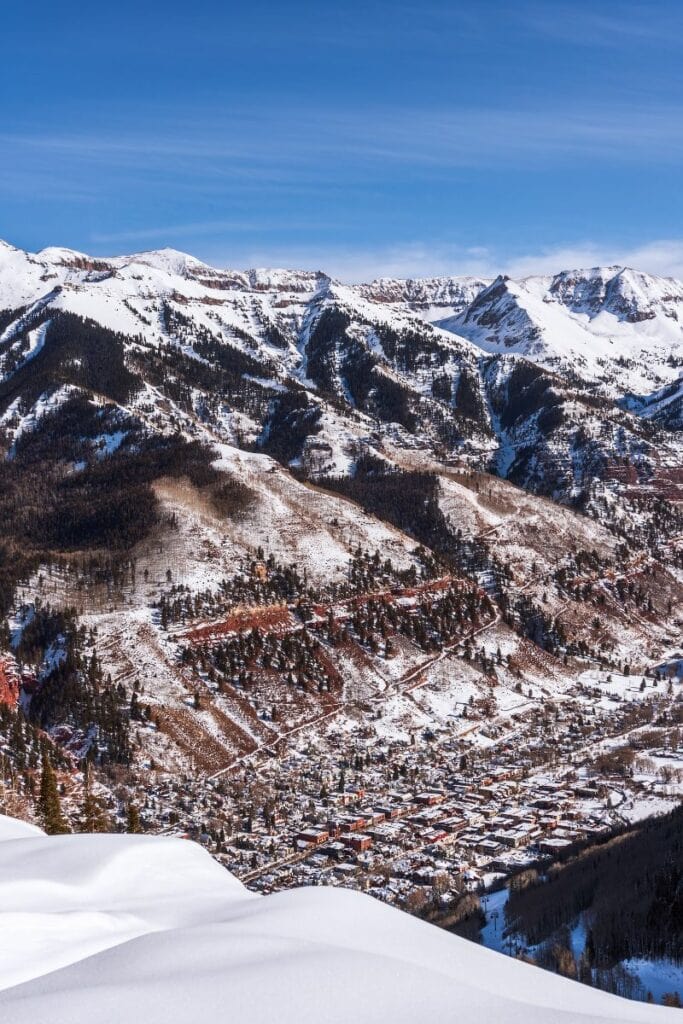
[230,766,615,909]
[130,672,681,919]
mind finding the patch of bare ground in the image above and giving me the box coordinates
[211,687,278,746]
[153,476,222,520]
[184,604,295,644]
[491,629,572,689]
[155,706,250,772]
[554,566,682,660]
[215,665,338,736]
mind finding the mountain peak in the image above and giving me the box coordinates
[117,247,212,277]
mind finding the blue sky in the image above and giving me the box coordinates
[2,0,683,279]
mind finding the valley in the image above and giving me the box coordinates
[0,239,680,1006]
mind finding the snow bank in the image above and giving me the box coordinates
[0,814,44,841]
[0,819,676,1023]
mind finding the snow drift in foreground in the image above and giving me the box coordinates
[0,816,675,1024]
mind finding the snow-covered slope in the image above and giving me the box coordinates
[0,239,327,370]
[442,266,683,402]
[0,813,44,840]
[0,240,679,501]
[626,375,683,430]
[0,815,674,1024]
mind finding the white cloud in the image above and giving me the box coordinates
[197,241,495,282]
[501,240,683,281]
[209,239,683,283]
[90,217,344,246]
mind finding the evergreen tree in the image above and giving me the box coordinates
[126,801,142,833]
[37,746,70,835]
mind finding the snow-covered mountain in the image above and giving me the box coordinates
[0,815,675,1024]
[0,245,681,1015]
[438,266,683,410]
[0,240,680,500]
[358,273,489,320]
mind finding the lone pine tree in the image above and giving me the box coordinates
[37,744,70,835]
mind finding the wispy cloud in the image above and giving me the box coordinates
[521,1,683,48]
[214,239,683,283]
[91,217,345,246]
[502,240,683,282]
[4,98,683,185]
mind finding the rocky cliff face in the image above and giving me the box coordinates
[358,275,489,318]
[0,656,20,706]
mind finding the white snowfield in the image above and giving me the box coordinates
[442,265,683,398]
[0,817,675,1024]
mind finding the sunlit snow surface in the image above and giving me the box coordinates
[0,817,676,1023]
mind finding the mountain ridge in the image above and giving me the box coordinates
[0,238,680,504]
[441,265,683,408]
